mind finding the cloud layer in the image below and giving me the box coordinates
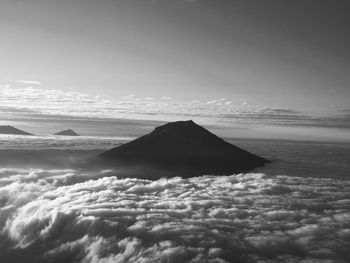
[0,84,339,128]
[0,134,129,150]
[2,84,350,138]
[1,168,349,262]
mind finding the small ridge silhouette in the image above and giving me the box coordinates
[54,129,80,136]
[0,125,33,135]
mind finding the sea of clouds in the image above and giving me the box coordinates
[0,168,350,263]
[0,134,131,150]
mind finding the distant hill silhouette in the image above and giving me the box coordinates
[0,125,33,135]
[54,129,79,136]
[98,120,269,178]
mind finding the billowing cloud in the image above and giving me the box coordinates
[0,169,349,262]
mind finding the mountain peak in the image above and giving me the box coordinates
[0,125,33,135]
[98,120,269,178]
[156,120,195,129]
[153,120,206,135]
[54,129,79,136]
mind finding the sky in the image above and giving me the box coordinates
[0,0,349,140]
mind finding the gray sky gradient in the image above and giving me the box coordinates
[0,0,349,140]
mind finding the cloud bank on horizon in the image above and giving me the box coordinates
[1,84,350,131]
[0,168,349,262]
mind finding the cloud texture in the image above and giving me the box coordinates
[0,169,350,262]
[0,134,129,150]
[0,84,337,128]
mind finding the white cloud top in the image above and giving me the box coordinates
[0,168,349,262]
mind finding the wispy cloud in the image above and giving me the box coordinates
[17,80,41,85]
[1,83,350,129]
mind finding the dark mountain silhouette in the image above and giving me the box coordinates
[0,125,33,135]
[98,120,269,178]
[54,129,79,136]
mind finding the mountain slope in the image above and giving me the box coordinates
[54,129,79,136]
[0,125,33,135]
[98,120,269,177]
